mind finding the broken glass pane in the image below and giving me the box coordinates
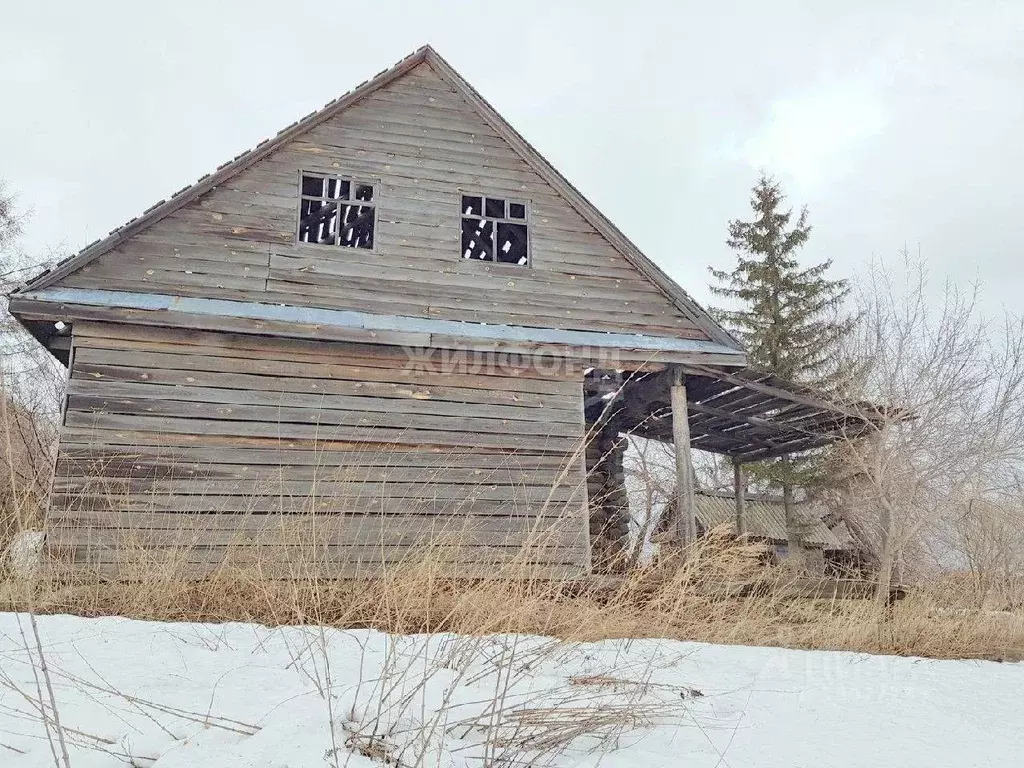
[461,217,494,260]
[485,197,506,218]
[462,195,483,216]
[298,200,339,244]
[326,178,351,200]
[338,203,375,249]
[354,183,374,202]
[496,222,528,265]
[301,174,325,197]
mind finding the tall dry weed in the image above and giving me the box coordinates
[2,511,1021,661]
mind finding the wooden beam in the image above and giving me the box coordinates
[611,364,883,462]
[781,471,807,571]
[688,400,797,440]
[732,429,873,462]
[683,364,869,422]
[733,460,747,536]
[670,367,697,544]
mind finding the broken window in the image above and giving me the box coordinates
[298,173,375,248]
[461,195,529,265]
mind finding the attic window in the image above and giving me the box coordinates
[298,173,375,248]
[461,195,529,266]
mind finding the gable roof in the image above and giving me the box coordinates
[16,45,741,352]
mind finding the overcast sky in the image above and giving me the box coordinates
[3,1,1022,317]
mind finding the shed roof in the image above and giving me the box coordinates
[600,365,885,462]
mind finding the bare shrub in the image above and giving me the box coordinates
[948,497,1024,610]
[832,255,1024,602]
[1,183,63,554]
[0,391,58,544]
[333,630,696,768]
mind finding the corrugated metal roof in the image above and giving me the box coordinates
[695,492,852,549]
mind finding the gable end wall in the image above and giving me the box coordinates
[56,63,710,341]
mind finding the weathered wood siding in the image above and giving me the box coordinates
[56,63,707,340]
[47,323,591,577]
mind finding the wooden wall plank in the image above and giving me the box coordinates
[62,411,581,452]
[72,347,582,397]
[50,561,587,580]
[45,521,584,550]
[57,443,579,469]
[64,396,583,439]
[49,327,591,577]
[51,494,579,517]
[72,322,586,382]
[66,380,582,424]
[49,541,587,567]
[48,511,580,537]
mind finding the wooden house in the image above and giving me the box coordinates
[7,46,879,578]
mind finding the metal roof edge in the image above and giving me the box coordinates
[19,287,748,359]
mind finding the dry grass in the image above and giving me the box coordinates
[1,519,1021,662]
[0,391,54,553]
[0,493,1021,767]
[1,402,1021,664]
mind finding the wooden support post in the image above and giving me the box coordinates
[733,459,747,536]
[670,367,697,544]
[780,460,807,572]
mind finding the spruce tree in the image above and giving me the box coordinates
[709,174,856,567]
[710,173,855,389]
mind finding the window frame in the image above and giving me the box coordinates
[459,192,532,267]
[295,170,379,251]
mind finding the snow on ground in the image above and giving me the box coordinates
[0,613,1021,767]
